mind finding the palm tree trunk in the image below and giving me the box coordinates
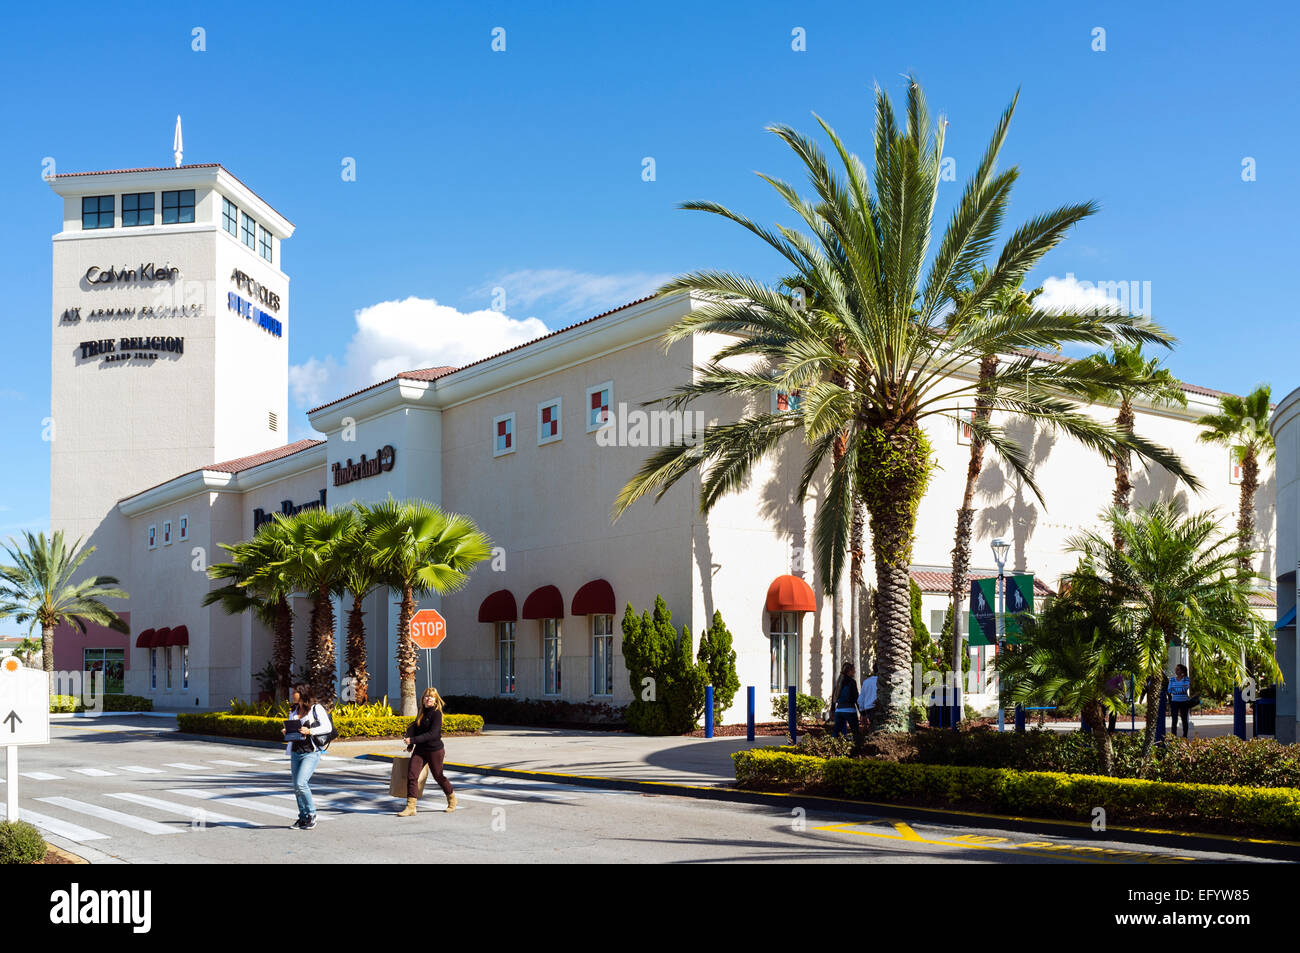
[1085,698,1114,775]
[307,585,337,705]
[859,421,933,732]
[829,428,848,699]
[42,621,54,691]
[850,497,865,677]
[274,596,293,702]
[397,585,417,716]
[1239,447,1259,574]
[1113,398,1134,550]
[347,594,369,705]
[1139,673,1160,769]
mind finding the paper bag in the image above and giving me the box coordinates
[389,755,429,798]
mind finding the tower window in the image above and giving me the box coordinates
[241,212,257,250]
[258,225,273,263]
[122,192,154,227]
[222,197,239,236]
[161,189,195,224]
[82,195,114,229]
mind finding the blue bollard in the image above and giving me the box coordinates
[788,686,797,744]
[1014,703,1025,733]
[705,685,714,738]
[1233,687,1246,739]
[747,686,755,742]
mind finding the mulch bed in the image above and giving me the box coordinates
[686,722,822,738]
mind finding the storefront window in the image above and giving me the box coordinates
[182,647,189,689]
[769,611,800,692]
[542,619,561,695]
[165,646,173,689]
[592,614,614,696]
[150,648,157,689]
[83,648,125,695]
[497,622,515,695]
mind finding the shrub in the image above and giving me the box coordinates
[1154,737,1300,788]
[697,611,740,724]
[441,695,625,727]
[771,692,825,723]
[49,694,153,713]
[622,598,707,735]
[732,748,1300,838]
[0,820,46,864]
[177,711,483,740]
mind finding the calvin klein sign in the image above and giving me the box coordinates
[85,263,181,284]
[332,446,396,486]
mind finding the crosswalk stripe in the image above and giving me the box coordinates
[71,768,116,777]
[118,766,164,774]
[20,772,64,781]
[35,796,181,835]
[164,763,208,770]
[106,793,263,828]
[209,760,257,767]
[167,787,320,820]
[0,802,109,842]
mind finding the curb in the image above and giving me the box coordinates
[44,843,89,864]
[51,711,178,720]
[355,753,1300,861]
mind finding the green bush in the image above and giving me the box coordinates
[441,695,624,727]
[771,692,825,723]
[622,598,707,735]
[0,820,46,864]
[697,611,740,724]
[732,748,1300,838]
[49,694,153,713]
[1154,737,1300,788]
[177,711,483,740]
[227,697,397,719]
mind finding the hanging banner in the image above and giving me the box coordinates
[967,574,1034,646]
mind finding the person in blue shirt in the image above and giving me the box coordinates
[831,663,860,742]
[1168,664,1192,738]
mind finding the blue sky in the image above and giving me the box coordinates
[2,0,1298,544]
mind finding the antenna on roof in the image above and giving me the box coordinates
[173,115,183,167]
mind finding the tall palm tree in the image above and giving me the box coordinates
[613,77,1197,731]
[205,522,298,702]
[1064,502,1273,768]
[338,510,384,705]
[946,268,1039,671]
[258,508,357,705]
[1196,384,1274,573]
[0,531,129,690]
[1074,343,1186,547]
[364,498,491,716]
[11,636,42,667]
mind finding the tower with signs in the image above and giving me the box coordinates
[47,165,293,569]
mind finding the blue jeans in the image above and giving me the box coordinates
[832,710,859,739]
[291,747,322,820]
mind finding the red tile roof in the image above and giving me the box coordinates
[911,569,1056,598]
[307,296,656,415]
[117,439,325,503]
[1248,590,1277,608]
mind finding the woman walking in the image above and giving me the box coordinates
[831,663,860,741]
[1168,664,1192,738]
[397,687,457,816]
[281,683,332,830]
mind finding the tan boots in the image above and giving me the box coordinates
[397,797,417,817]
[446,793,458,812]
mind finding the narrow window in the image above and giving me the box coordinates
[586,381,613,432]
[222,197,239,236]
[542,619,562,695]
[147,525,157,550]
[592,614,614,696]
[258,225,273,262]
[537,398,562,445]
[150,648,157,690]
[497,621,516,694]
[769,611,800,692]
[241,211,257,249]
[493,413,515,456]
[163,520,172,545]
[179,515,189,541]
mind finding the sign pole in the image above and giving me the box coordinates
[425,648,431,691]
[5,746,16,821]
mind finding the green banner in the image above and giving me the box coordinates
[967,574,1034,646]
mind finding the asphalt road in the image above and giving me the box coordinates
[0,718,1278,864]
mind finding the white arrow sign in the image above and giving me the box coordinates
[0,657,50,746]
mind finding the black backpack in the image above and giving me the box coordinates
[308,705,339,751]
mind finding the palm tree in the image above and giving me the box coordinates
[995,582,1136,775]
[205,522,298,701]
[11,636,42,667]
[1196,385,1274,573]
[946,268,1039,671]
[613,77,1197,731]
[259,508,357,705]
[364,498,491,716]
[1063,502,1273,768]
[0,531,129,689]
[338,510,384,705]
[1074,343,1186,546]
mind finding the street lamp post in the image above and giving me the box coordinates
[991,538,1010,733]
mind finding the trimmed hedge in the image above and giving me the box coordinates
[176,711,483,741]
[732,748,1300,839]
[441,694,625,728]
[0,820,47,865]
[50,694,154,713]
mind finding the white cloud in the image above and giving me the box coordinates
[289,297,549,409]
[1037,273,1126,315]
[475,268,671,316]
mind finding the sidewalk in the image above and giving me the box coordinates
[330,726,791,786]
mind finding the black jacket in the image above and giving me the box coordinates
[407,709,444,751]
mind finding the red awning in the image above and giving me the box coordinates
[166,625,190,646]
[135,628,156,648]
[765,575,817,613]
[152,627,172,647]
[477,590,518,623]
[571,579,616,616]
[522,585,565,620]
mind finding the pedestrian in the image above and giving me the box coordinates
[280,683,332,830]
[831,663,860,741]
[857,663,878,732]
[397,686,457,816]
[1168,664,1192,738]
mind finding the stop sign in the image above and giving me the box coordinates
[410,608,448,650]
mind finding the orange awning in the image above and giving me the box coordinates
[765,575,817,613]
